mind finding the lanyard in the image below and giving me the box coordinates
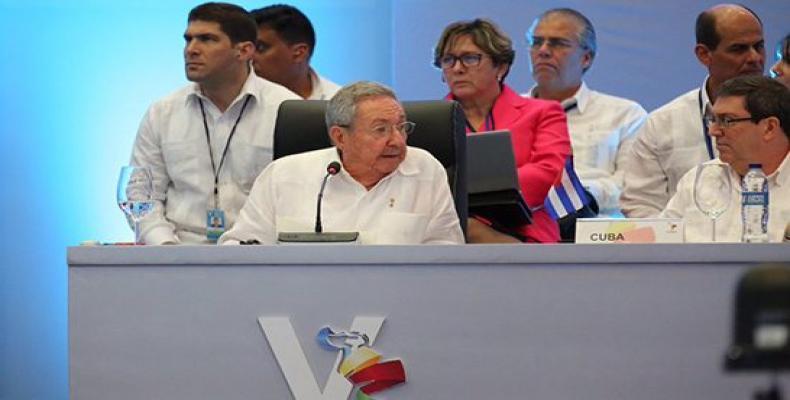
[697,89,715,160]
[465,110,495,132]
[563,102,578,113]
[198,94,252,207]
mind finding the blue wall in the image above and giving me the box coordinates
[0,2,390,399]
[0,1,786,399]
[392,0,790,110]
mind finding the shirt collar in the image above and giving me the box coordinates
[395,148,419,176]
[185,68,260,108]
[307,69,323,100]
[716,153,790,188]
[527,81,589,113]
[699,75,712,115]
[572,81,591,113]
[768,152,790,188]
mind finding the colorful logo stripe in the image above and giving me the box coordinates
[317,327,407,399]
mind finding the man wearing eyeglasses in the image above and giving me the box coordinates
[219,81,464,245]
[525,8,647,221]
[250,4,340,100]
[622,4,765,218]
[661,75,789,242]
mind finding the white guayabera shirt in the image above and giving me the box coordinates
[220,147,465,245]
[661,156,790,242]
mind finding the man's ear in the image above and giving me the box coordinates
[329,125,345,148]
[236,41,256,61]
[291,43,310,64]
[694,43,712,67]
[581,50,593,71]
[761,116,781,141]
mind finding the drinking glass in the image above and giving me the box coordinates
[693,164,732,242]
[117,166,154,244]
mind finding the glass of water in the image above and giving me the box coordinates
[693,164,732,242]
[117,166,154,245]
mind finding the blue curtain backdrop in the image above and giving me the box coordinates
[0,1,786,399]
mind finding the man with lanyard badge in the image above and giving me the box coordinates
[129,2,299,244]
[621,4,765,217]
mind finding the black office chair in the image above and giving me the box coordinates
[273,99,467,235]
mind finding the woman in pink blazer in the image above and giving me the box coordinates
[435,19,571,243]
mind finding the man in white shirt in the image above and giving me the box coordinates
[662,75,789,242]
[621,4,765,217]
[130,3,299,245]
[250,4,341,100]
[525,8,647,218]
[220,81,465,245]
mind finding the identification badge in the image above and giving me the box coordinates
[206,208,226,242]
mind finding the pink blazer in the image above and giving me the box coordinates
[451,84,570,243]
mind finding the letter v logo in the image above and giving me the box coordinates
[258,316,385,400]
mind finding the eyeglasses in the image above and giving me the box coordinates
[437,53,485,69]
[339,121,417,139]
[704,114,755,129]
[528,36,581,51]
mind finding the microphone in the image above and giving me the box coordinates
[276,160,359,243]
[315,161,341,233]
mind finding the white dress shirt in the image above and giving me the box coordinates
[306,70,341,100]
[130,71,300,245]
[219,147,465,245]
[526,82,647,216]
[660,155,790,242]
[621,78,715,217]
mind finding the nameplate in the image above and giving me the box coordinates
[576,218,684,244]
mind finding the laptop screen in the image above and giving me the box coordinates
[466,130,520,195]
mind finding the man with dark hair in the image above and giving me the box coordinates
[525,8,647,219]
[662,75,789,242]
[250,4,340,99]
[622,4,765,217]
[129,2,299,245]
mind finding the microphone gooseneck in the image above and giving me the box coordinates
[315,161,342,233]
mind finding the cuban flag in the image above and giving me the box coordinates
[543,156,589,219]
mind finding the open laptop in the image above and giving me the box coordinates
[466,130,532,227]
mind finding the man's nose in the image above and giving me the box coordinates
[387,129,407,145]
[709,124,724,137]
[747,46,764,65]
[536,41,553,57]
[185,39,199,54]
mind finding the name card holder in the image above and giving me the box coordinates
[576,218,684,244]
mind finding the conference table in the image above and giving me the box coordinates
[68,243,790,399]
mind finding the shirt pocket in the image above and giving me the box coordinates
[365,212,429,244]
[572,129,617,172]
[161,139,203,188]
[228,142,272,191]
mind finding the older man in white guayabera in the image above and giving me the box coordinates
[220,81,465,245]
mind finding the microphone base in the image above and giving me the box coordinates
[277,232,359,243]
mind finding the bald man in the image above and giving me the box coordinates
[621,4,765,217]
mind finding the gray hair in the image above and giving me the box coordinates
[527,8,597,73]
[325,81,398,129]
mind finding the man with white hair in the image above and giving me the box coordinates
[525,8,647,219]
[220,81,464,244]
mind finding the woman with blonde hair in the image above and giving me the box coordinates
[434,19,571,243]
